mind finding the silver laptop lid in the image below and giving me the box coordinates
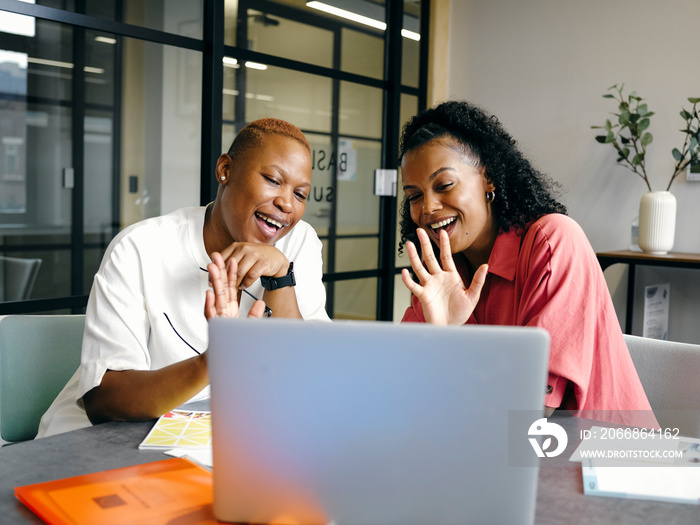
[209,318,550,525]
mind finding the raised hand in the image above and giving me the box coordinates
[205,252,266,320]
[401,228,488,325]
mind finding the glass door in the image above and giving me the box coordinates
[0,2,204,314]
[0,13,92,310]
[223,0,425,320]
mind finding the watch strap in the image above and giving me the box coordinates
[260,262,295,291]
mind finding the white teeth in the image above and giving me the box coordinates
[430,217,456,230]
[257,213,283,229]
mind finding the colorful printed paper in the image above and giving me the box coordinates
[139,410,211,450]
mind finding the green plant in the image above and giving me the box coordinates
[592,84,700,192]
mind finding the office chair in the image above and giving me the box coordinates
[0,255,42,301]
[0,315,85,443]
[625,334,700,438]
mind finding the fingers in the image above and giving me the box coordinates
[224,243,288,290]
[401,267,423,296]
[234,255,272,290]
[206,251,272,321]
[467,263,489,302]
[415,228,442,274]
[226,256,238,301]
[206,254,223,298]
[405,240,431,284]
[247,300,267,319]
[438,229,457,273]
[204,289,217,320]
[217,243,235,263]
[406,228,453,285]
[209,253,230,316]
[232,253,252,290]
[206,252,239,318]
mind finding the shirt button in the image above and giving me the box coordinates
[546,385,553,394]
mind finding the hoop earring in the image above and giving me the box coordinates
[486,190,495,203]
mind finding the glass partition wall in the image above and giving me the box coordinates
[0,0,428,320]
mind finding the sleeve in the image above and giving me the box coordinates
[514,215,607,410]
[544,373,567,408]
[77,234,152,402]
[284,223,331,321]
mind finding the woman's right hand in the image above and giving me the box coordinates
[401,228,488,325]
[205,252,267,320]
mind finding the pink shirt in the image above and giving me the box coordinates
[402,214,655,426]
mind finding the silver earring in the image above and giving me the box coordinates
[486,190,495,203]
[221,176,226,181]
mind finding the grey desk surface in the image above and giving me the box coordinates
[2,411,700,524]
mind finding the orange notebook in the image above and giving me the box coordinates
[14,457,220,525]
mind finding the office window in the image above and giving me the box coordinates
[0,4,202,312]
[0,0,427,318]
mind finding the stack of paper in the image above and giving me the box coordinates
[582,457,700,504]
[139,409,213,468]
[138,409,211,450]
[570,426,700,504]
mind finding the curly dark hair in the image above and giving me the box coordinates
[398,100,567,255]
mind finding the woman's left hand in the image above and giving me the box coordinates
[219,242,290,291]
[401,228,488,325]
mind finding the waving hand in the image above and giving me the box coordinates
[401,228,488,325]
[205,252,266,320]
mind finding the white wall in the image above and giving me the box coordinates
[447,0,700,343]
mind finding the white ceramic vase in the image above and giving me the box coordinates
[638,191,676,254]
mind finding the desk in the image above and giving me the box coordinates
[596,250,700,334]
[2,413,700,525]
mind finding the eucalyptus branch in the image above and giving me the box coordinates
[667,99,700,191]
[628,131,651,188]
[608,135,651,190]
[593,85,700,193]
[592,84,653,192]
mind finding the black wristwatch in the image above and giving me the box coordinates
[260,262,296,291]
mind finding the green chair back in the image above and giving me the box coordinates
[0,315,85,442]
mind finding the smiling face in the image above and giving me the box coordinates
[401,136,498,267]
[209,132,312,250]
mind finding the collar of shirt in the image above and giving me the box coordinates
[486,228,522,282]
[190,205,212,271]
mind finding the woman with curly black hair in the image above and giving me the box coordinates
[399,100,655,424]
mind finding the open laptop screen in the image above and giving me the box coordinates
[209,318,549,525]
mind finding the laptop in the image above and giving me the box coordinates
[208,318,550,525]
